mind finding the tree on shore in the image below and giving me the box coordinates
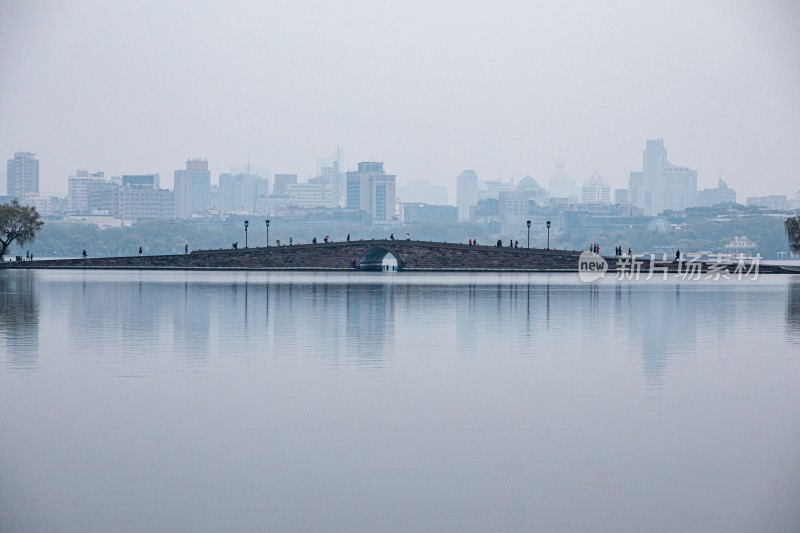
[0,200,44,260]
[786,216,800,255]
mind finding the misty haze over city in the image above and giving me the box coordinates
[2,1,799,201]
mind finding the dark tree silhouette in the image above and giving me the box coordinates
[0,200,44,260]
[786,216,800,255]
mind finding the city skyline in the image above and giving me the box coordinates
[1,1,799,201]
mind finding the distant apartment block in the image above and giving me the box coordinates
[629,139,697,215]
[119,186,174,221]
[456,170,478,222]
[581,172,611,204]
[614,188,630,204]
[697,178,737,207]
[747,195,789,211]
[174,159,210,218]
[288,182,330,209]
[403,203,458,224]
[6,152,39,198]
[346,162,397,222]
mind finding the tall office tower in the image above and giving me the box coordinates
[6,152,39,198]
[174,159,210,218]
[628,139,697,215]
[456,170,478,222]
[346,162,397,222]
[581,172,612,204]
[273,174,298,196]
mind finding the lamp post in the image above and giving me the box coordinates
[244,220,249,248]
[266,219,270,247]
[546,220,551,250]
[526,220,531,249]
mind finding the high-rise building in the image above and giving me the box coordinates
[456,170,478,222]
[68,169,107,213]
[548,161,576,200]
[273,174,298,196]
[581,172,611,204]
[6,152,39,198]
[218,172,269,213]
[122,174,160,189]
[628,139,697,215]
[174,159,210,218]
[399,179,449,206]
[319,160,344,207]
[346,162,397,222]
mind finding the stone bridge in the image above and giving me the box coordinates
[1,240,584,271]
[3,240,793,273]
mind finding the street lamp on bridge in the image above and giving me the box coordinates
[526,220,531,249]
[266,219,270,247]
[244,220,249,248]
[546,220,551,250]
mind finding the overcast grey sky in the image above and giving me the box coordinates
[1,0,798,200]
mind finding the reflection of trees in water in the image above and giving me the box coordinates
[0,272,39,370]
[788,281,800,344]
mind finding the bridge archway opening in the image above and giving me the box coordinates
[358,246,400,272]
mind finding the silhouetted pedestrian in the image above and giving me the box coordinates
[185,244,188,254]
[82,249,87,259]
[346,234,350,242]
[406,232,410,240]
[675,249,681,262]
[139,246,142,255]
[312,237,317,244]
[514,240,519,248]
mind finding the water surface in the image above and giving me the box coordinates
[1,271,799,532]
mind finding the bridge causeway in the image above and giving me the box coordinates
[1,240,791,274]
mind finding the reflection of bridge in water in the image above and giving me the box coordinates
[2,240,583,272]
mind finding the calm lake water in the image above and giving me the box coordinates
[1,270,799,532]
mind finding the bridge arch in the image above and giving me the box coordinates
[358,245,402,271]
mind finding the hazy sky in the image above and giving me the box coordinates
[1,0,799,200]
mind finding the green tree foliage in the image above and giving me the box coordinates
[786,216,800,254]
[0,200,44,259]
